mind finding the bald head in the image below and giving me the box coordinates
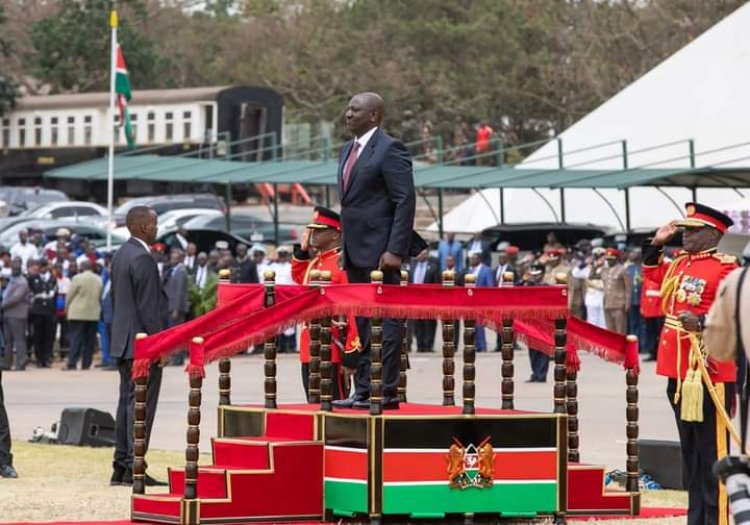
[126,205,158,244]
[346,92,384,137]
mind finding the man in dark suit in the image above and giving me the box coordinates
[231,243,259,284]
[409,249,440,352]
[332,92,416,410]
[110,206,168,486]
[164,249,190,366]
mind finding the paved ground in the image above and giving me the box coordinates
[3,339,679,470]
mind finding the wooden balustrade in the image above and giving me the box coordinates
[184,337,204,502]
[308,270,322,404]
[398,270,409,403]
[262,270,277,409]
[553,318,567,415]
[132,333,148,495]
[441,270,456,406]
[319,272,333,411]
[217,270,232,406]
[625,336,640,493]
[462,274,477,415]
[566,366,580,462]
[369,271,384,416]
[501,318,515,410]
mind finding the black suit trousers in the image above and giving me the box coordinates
[30,314,55,366]
[0,370,11,468]
[667,379,732,525]
[346,267,401,399]
[114,359,162,472]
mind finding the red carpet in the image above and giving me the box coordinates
[2,508,688,524]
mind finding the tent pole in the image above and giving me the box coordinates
[324,185,331,208]
[438,188,444,238]
[691,186,697,202]
[225,183,232,231]
[499,188,505,224]
[557,138,565,223]
[560,188,566,223]
[624,188,631,232]
[273,183,280,245]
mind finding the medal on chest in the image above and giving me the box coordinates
[676,275,706,306]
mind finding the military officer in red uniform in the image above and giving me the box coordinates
[640,274,665,362]
[642,202,738,525]
[292,207,360,401]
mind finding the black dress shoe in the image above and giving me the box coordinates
[145,473,168,486]
[110,466,126,485]
[0,464,18,478]
[332,396,367,409]
[353,397,401,410]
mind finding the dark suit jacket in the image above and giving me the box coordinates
[163,263,189,315]
[232,258,259,284]
[408,259,440,285]
[110,238,168,360]
[338,128,416,269]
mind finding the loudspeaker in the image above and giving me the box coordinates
[58,408,116,447]
[639,439,685,489]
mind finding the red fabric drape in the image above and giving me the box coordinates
[132,283,638,378]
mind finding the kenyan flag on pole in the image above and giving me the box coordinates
[115,44,135,148]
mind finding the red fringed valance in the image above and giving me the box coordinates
[132,283,639,378]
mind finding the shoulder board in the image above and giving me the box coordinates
[713,253,739,265]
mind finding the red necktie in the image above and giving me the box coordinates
[342,141,360,191]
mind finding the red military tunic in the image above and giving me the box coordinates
[292,247,360,364]
[640,276,664,318]
[642,247,738,382]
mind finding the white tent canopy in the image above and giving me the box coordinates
[435,4,750,234]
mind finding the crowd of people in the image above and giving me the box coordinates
[0,226,299,372]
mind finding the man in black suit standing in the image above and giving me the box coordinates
[332,92,416,410]
[409,249,440,352]
[110,206,168,486]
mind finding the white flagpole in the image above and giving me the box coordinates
[106,6,118,252]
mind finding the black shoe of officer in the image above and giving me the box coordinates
[332,395,368,409]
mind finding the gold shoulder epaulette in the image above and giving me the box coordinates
[713,253,738,265]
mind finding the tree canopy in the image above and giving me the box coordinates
[0,4,17,116]
[3,0,745,144]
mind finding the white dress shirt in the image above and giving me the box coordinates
[355,126,378,156]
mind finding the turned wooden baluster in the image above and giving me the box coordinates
[441,270,456,406]
[553,318,568,414]
[217,270,232,406]
[262,269,277,409]
[132,333,148,495]
[308,270,322,404]
[462,274,477,414]
[625,335,640,493]
[184,337,204,502]
[398,270,409,403]
[319,271,333,411]
[566,363,580,462]
[501,318,515,410]
[370,271,384,416]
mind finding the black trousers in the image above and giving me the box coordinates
[67,320,98,370]
[667,378,733,525]
[301,363,344,402]
[529,349,550,381]
[412,320,437,352]
[346,267,401,399]
[643,317,665,359]
[0,370,11,468]
[113,359,163,473]
[30,314,56,366]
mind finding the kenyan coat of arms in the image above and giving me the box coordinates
[446,436,495,489]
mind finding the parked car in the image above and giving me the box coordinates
[157,208,223,230]
[182,213,298,244]
[0,187,70,215]
[20,201,109,222]
[113,193,226,226]
[0,220,126,252]
[157,228,253,255]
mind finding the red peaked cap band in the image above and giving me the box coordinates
[678,202,734,234]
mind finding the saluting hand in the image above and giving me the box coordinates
[300,228,311,251]
[379,251,402,272]
[652,221,679,247]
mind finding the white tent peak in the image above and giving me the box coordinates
[433,4,750,234]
